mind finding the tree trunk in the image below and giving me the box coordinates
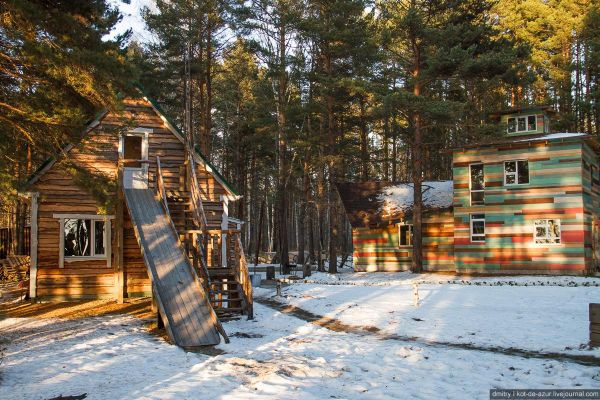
[326,61,338,274]
[359,96,369,181]
[276,13,289,269]
[411,47,423,274]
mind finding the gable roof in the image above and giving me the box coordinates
[337,181,453,228]
[21,92,239,199]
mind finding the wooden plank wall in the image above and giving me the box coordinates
[591,303,600,347]
[32,116,117,299]
[31,98,229,299]
[452,140,588,275]
[352,210,454,272]
[581,144,600,273]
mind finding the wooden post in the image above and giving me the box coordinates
[591,303,600,347]
[254,200,265,268]
[29,192,38,300]
[413,283,420,307]
[114,163,125,304]
[221,196,229,268]
[151,283,158,313]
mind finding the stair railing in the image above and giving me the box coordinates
[155,156,176,234]
[184,153,213,290]
[232,231,253,319]
[186,154,209,229]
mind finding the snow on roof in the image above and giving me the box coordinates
[378,181,454,218]
[336,181,453,227]
[517,132,588,142]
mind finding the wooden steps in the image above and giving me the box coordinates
[166,188,247,321]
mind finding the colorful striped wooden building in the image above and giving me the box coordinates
[337,181,455,272]
[339,106,600,275]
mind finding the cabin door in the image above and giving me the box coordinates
[120,132,149,189]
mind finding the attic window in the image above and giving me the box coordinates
[507,115,537,134]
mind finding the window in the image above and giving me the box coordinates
[534,219,561,244]
[470,214,485,242]
[398,224,413,246]
[507,115,537,134]
[64,219,106,257]
[592,165,599,188]
[504,160,529,185]
[470,163,484,205]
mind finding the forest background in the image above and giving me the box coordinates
[2,0,599,271]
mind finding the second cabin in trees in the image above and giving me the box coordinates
[339,106,600,275]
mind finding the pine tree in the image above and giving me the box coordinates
[378,0,527,273]
[0,0,134,249]
[300,0,376,273]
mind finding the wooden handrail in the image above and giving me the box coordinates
[120,159,151,163]
[233,232,253,319]
[187,154,209,229]
[155,157,173,226]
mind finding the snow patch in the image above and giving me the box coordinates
[517,132,588,142]
[377,181,453,215]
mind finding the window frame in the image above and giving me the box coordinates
[504,160,530,186]
[507,114,537,134]
[398,223,413,247]
[470,214,486,243]
[54,214,114,268]
[469,163,485,206]
[533,219,561,245]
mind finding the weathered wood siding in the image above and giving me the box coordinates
[31,98,229,299]
[452,140,588,274]
[582,143,600,273]
[352,210,454,272]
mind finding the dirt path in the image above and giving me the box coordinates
[256,296,600,367]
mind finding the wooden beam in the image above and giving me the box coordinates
[59,218,64,268]
[114,165,125,303]
[29,192,38,299]
[221,196,229,268]
[53,214,115,220]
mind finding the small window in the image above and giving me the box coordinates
[507,115,537,134]
[527,115,536,131]
[64,219,106,257]
[398,224,413,246]
[507,118,516,133]
[592,165,599,188]
[504,160,529,185]
[470,214,485,242]
[534,219,561,244]
[470,163,484,205]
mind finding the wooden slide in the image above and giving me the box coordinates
[124,189,222,347]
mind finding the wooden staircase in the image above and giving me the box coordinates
[158,157,253,322]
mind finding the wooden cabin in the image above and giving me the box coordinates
[337,181,455,272]
[453,106,600,275]
[340,106,600,276]
[20,95,253,346]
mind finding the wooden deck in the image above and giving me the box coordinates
[124,189,221,347]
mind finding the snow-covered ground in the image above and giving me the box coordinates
[1,273,599,399]
[267,272,600,356]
